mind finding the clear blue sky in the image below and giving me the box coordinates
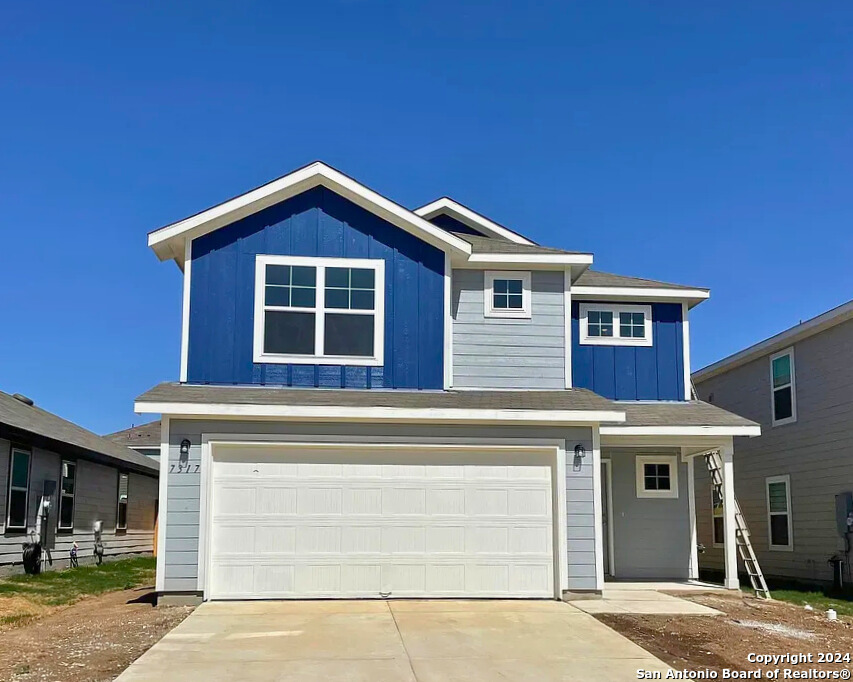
[1,2,851,434]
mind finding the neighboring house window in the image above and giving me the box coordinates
[58,460,76,531]
[253,256,385,366]
[712,489,724,547]
[6,447,31,532]
[766,475,793,550]
[117,473,129,531]
[579,303,653,347]
[770,348,797,426]
[635,455,678,499]
[484,271,532,318]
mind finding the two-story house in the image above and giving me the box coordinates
[136,162,759,603]
[693,300,853,588]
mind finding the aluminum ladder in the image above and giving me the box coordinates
[704,450,771,599]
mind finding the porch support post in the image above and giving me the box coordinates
[721,441,739,590]
[685,451,699,581]
[592,426,604,591]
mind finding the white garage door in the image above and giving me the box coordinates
[207,447,555,599]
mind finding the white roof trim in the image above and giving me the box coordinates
[134,401,626,426]
[415,197,535,245]
[465,253,594,266]
[572,286,710,305]
[694,299,853,383]
[599,425,761,437]
[148,162,473,263]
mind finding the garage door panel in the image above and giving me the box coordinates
[209,449,556,599]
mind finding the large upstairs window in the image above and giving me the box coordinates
[253,256,385,366]
[579,303,653,347]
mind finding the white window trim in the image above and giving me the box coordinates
[58,460,76,531]
[711,489,724,548]
[579,303,653,347]
[770,347,797,427]
[253,255,386,366]
[766,474,793,552]
[484,270,532,319]
[635,454,678,499]
[6,447,31,532]
[116,473,129,531]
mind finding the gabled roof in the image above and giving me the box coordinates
[105,419,161,449]
[450,232,588,256]
[0,391,158,475]
[415,197,536,245]
[693,299,853,383]
[148,162,473,266]
[572,270,710,308]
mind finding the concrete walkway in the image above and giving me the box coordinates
[116,600,671,681]
[570,586,724,615]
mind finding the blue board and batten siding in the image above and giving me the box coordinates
[571,301,685,401]
[188,187,445,389]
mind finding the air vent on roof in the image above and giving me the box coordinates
[12,394,34,406]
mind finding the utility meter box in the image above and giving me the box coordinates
[836,492,853,537]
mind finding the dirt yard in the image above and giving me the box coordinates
[0,587,192,681]
[598,592,853,677]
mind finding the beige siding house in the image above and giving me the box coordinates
[693,301,853,587]
[0,390,159,573]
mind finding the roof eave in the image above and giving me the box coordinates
[148,163,473,266]
[693,299,853,383]
[135,400,626,426]
[571,285,710,308]
[414,197,536,246]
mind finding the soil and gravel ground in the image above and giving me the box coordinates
[0,587,192,682]
[597,592,853,676]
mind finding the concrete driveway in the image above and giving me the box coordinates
[117,600,670,681]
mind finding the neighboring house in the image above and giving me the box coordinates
[107,420,162,462]
[0,390,159,572]
[136,161,758,602]
[693,300,853,588]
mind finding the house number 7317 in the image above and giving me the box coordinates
[170,463,200,473]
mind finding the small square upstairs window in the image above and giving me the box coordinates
[254,256,385,366]
[770,348,797,426]
[580,303,652,347]
[635,455,678,499]
[484,271,531,318]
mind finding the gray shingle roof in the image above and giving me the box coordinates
[574,270,707,292]
[0,391,158,475]
[105,420,161,448]
[614,400,759,429]
[135,384,756,432]
[136,383,617,413]
[449,232,590,256]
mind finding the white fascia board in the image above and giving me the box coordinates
[135,401,626,426]
[414,198,535,245]
[464,253,594,267]
[693,299,853,383]
[599,425,761,437]
[571,286,710,306]
[148,163,472,262]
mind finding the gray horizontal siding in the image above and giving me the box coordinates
[0,452,157,571]
[695,318,853,585]
[164,419,595,594]
[452,270,565,389]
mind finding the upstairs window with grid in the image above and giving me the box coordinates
[580,304,652,347]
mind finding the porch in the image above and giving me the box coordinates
[595,399,762,595]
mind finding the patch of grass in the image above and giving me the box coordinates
[764,588,853,617]
[0,557,155,607]
[1,613,35,627]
